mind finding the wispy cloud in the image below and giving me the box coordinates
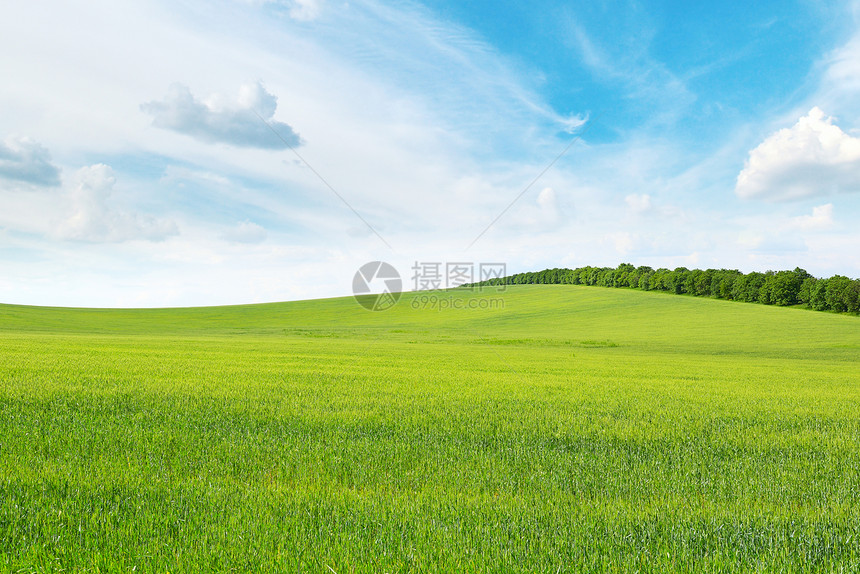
[565,14,695,127]
[315,0,584,139]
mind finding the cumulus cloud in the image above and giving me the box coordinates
[736,107,860,201]
[791,203,834,231]
[220,220,268,244]
[57,164,178,242]
[141,82,302,149]
[0,137,61,187]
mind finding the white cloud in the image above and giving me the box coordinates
[791,203,834,231]
[624,193,652,213]
[57,164,178,243]
[220,220,268,244]
[0,136,61,187]
[141,82,302,149]
[736,107,860,201]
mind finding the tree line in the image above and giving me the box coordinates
[466,264,860,314]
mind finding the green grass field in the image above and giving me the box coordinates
[1,286,859,572]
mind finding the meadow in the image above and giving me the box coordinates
[1,285,859,572]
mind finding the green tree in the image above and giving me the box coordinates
[712,270,741,300]
[798,277,820,307]
[849,280,860,313]
[825,276,852,312]
[765,268,811,306]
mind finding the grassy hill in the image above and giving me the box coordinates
[2,286,859,572]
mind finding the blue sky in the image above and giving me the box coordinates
[1,0,860,307]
